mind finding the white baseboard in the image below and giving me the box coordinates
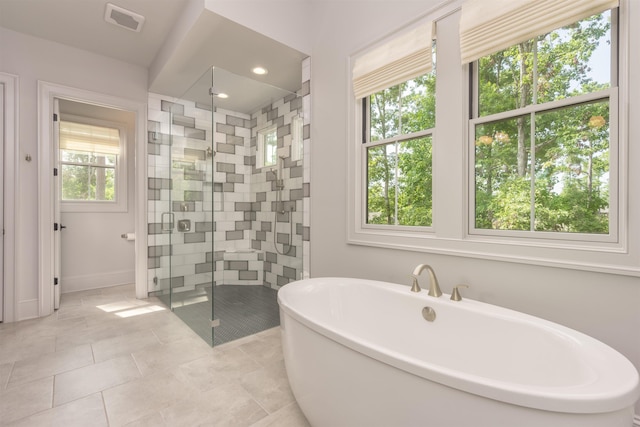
[61,270,135,294]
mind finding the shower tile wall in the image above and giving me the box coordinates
[147,94,214,295]
[146,60,310,292]
[249,94,306,288]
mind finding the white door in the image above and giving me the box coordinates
[0,83,4,321]
[53,98,61,309]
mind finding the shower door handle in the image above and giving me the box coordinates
[161,212,174,232]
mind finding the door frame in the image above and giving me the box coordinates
[37,81,148,316]
[0,73,18,323]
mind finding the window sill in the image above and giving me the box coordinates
[347,227,639,277]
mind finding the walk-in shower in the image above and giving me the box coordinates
[147,64,309,346]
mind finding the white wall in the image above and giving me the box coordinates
[307,0,640,418]
[0,27,147,319]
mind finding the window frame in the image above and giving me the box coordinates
[362,95,435,230]
[467,9,621,247]
[59,114,128,213]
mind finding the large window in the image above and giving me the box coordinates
[470,10,617,240]
[364,74,435,227]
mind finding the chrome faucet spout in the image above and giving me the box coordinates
[412,264,442,297]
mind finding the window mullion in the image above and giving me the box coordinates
[530,112,536,232]
[394,141,399,226]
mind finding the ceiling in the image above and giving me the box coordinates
[0,0,308,114]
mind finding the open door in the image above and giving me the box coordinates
[0,83,4,320]
[53,98,61,310]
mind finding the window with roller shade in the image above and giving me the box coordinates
[59,119,125,208]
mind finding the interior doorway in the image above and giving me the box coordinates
[55,99,136,300]
[38,81,148,317]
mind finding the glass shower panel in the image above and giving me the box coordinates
[149,64,306,347]
[148,67,216,346]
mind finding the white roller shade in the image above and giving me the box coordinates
[460,0,618,64]
[59,121,121,155]
[353,20,434,99]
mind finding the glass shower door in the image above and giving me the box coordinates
[149,67,216,346]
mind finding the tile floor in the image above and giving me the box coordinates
[0,284,310,427]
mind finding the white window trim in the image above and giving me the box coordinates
[59,113,128,213]
[347,1,638,277]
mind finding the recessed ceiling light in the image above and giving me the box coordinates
[252,67,268,75]
[217,93,229,99]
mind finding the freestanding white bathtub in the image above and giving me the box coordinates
[278,277,640,427]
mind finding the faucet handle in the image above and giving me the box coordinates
[410,275,421,293]
[450,284,469,301]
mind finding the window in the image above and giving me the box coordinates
[470,9,617,240]
[291,115,303,162]
[59,117,127,212]
[257,125,277,168]
[352,19,435,230]
[364,74,435,226]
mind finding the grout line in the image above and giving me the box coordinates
[3,361,15,389]
[100,391,112,427]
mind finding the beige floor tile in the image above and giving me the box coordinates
[102,371,192,427]
[249,402,311,427]
[208,346,263,380]
[53,355,141,406]
[14,315,88,340]
[7,392,108,427]
[151,317,203,344]
[121,412,166,427]
[238,330,284,367]
[0,334,56,365]
[241,359,296,414]
[159,383,268,427]
[172,354,236,393]
[55,303,104,321]
[91,329,160,363]
[0,376,53,424]
[0,361,14,389]
[8,344,94,387]
[131,336,212,376]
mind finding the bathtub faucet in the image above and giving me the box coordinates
[412,264,442,297]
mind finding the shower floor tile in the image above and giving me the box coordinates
[160,285,280,346]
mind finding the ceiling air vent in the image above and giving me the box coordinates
[104,3,145,33]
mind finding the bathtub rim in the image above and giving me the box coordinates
[278,277,640,414]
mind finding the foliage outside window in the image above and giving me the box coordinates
[365,71,435,227]
[471,10,615,236]
[60,121,121,202]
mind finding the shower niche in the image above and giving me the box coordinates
[147,63,310,346]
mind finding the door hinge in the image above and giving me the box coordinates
[53,168,58,176]
[53,113,58,122]
[54,222,58,231]
[54,277,59,286]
